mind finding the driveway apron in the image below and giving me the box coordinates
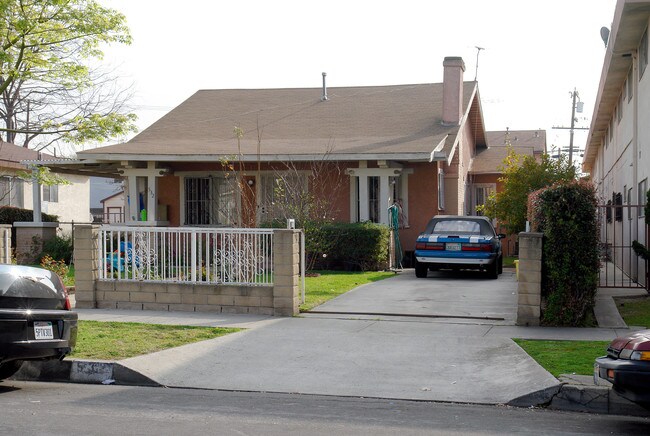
[119,270,560,405]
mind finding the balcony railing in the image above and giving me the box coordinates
[98,226,273,286]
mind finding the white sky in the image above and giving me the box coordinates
[89,0,617,157]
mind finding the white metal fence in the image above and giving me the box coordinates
[98,226,274,285]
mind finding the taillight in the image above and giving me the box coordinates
[462,243,492,252]
[55,274,72,310]
[416,242,445,250]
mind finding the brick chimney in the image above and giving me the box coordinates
[442,57,465,126]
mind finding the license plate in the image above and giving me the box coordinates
[446,243,461,251]
[34,321,54,340]
[593,363,599,385]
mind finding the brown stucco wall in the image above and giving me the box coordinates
[158,175,180,226]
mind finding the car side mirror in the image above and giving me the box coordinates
[497,233,506,239]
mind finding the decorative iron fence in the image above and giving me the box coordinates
[98,226,274,286]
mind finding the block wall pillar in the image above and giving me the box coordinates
[272,229,300,316]
[74,224,99,309]
[516,232,543,326]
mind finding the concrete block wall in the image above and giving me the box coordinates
[516,232,543,326]
[73,227,301,316]
[0,225,11,264]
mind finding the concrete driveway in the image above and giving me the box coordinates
[305,269,518,325]
[117,269,560,405]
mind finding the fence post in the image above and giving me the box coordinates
[74,224,99,308]
[0,225,12,264]
[273,229,300,316]
[516,232,543,326]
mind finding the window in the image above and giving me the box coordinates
[617,92,623,122]
[260,173,308,222]
[437,168,445,210]
[472,184,496,216]
[640,28,648,79]
[640,179,648,218]
[627,68,634,101]
[0,176,24,207]
[184,176,236,225]
[368,176,380,223]
[42,184,58,203]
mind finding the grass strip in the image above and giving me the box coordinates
[301,270,395,311]
[615,297,650,328]
[513,339,610,378]
[71,320,240,360]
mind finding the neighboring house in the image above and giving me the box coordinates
[40,57,542,257]
[100,190,126,223]
[582,0,650,284]
[0,141,91,223]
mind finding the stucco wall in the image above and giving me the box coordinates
[33,173,91,223]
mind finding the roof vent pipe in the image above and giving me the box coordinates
[321,72,328,101]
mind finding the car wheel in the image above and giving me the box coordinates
[487,261,498,279]
[415,260,428,278]
[497,256,503,274]
[0,360,24,380]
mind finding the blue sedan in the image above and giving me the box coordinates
[414,215,504,279]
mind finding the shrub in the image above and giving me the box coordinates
[261,220,390,271]
[40,254,69,281]
[530,180,599,326]
[0,206,58,223]
[309,222,390,271]
[40,234,73,264]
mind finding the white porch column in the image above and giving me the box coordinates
[379,175,390,225]
[120,161,168,226]
[31,168,42,223]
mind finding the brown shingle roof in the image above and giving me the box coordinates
[0,141,54,170]
[80,82,478,161]
[485,130,546,154]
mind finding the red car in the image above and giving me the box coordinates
[595,329,650,408]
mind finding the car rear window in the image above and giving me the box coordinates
[432,221,481,234]
[425,219,495,235]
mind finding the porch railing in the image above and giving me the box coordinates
[98,226,274,286]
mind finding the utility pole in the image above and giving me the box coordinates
[552,88,588,166]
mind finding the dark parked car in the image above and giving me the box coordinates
[0,264,77,380]
[595,329,650,408]
[414,215,504,279]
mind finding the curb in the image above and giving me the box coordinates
[11,361,650,417]
[11,360,160,387]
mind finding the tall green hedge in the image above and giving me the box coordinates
[0,206,58,223]
[530,181,599,326]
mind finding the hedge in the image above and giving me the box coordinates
[0,206,58,224]
[529,181,599,326]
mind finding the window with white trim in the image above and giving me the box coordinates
[640,179,648,218]
[43,184,58,203]
[640,28,648,79]
[184,176,236,225]
[437,169,445,210]
[259,173,308,222]
[472,183,496,216]
[0,176,24,207]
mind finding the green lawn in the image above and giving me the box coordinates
[503,256,517,268]
[301,270,395,311]
[513,339,610,377]
[71,320,240,360]
[615,296,650,328]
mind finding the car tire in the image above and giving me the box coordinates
[497,256,503,274]
[0,360,24,380]
[415,261,428,278]
[487,261,498,279]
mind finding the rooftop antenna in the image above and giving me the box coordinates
[474,46,485,81]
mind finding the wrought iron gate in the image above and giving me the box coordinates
[597,204,648,290]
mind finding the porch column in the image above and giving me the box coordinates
[31,168,42,223]
[379,175,390,225]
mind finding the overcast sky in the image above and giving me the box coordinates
[89,0,616,158]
